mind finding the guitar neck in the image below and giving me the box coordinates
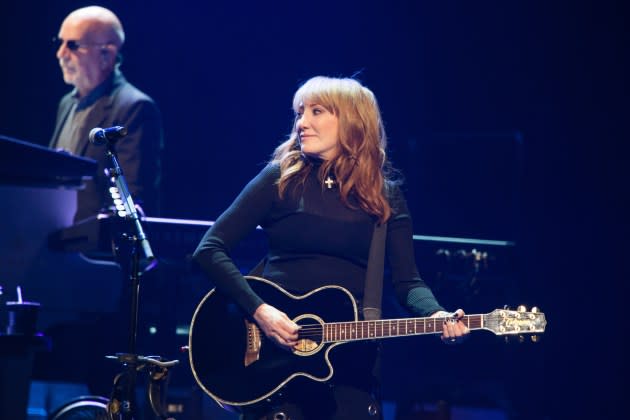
[321,315,484,343]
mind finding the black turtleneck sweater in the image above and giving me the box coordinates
[193,162,444,318]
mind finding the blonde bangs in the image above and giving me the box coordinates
[293,77,340,115]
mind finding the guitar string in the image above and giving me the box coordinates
[294,315,484,331]
[235,314,541,339]
[290,315,538,338]
[295,314,537,326]
[296,320,479,337]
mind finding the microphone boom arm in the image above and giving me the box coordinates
[92,125,166,420]
[104,143,156,271]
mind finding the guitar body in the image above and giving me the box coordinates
[189,276,358,408]
[189,276,547,411]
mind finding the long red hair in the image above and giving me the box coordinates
[271,76,394,223]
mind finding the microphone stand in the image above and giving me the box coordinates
[98,134,177,420]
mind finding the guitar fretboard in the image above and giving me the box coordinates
[322,315,483,342]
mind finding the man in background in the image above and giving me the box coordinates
[50,5,162,221]
[40,6,165,401]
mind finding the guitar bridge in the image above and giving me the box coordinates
[244,319,261,367]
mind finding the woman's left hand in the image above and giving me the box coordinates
[431,308,469,345]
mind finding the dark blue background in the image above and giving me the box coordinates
[1,1,626,418]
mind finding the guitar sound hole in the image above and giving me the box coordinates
[294,315,324,356]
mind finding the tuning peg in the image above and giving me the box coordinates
[531,307,539,313]
[531,335,540,343]
[504,336,510,344]
[517,305,527,312]
[503,304,510,310]
[518,334,525,343]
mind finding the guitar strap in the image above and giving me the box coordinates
[362,221,387,321]
[248,257,266,276]
[248,222,388,322]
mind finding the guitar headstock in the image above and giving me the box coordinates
[485,306,547,339]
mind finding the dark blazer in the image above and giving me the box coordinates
[51,70,163,221]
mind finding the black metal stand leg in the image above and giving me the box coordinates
[127,235,141,356]
[97,136,178,419]
[106,353,179,420]
[107,357,138,420]
[108,235,142,419]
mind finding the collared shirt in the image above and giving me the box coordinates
[54,71,117,154]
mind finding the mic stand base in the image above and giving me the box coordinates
[106,353,180,420]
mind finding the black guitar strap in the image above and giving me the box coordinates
[248,257,266,276]
[362,222,387,321]
[248,222,387,322]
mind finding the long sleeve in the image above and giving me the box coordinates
[51,71,164,221]
[386,186,445,317]
[50,94,73,148]
[112,97,163,213]
[193,164,279,315]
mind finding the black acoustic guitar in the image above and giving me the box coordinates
[188,276,546,410]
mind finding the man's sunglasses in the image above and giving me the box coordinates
[52,37,107,51]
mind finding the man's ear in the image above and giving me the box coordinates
[101,45,117,68]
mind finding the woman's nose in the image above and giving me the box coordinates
[297,114,308,130]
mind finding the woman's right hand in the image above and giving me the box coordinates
[253,303,300,350]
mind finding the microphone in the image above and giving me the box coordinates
[89,126,128,145]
